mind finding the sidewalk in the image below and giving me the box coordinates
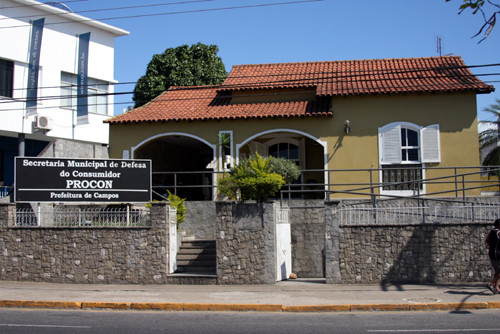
[0,279,499,312]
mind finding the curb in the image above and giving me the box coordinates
[1,300,499,312]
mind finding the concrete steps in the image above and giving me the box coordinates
[175,239,216,276]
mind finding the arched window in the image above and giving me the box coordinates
[269,142,299,164]
[267,139,304,198]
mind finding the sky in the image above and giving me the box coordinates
[63,0,500,120]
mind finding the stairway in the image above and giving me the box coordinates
[175,239,217,276]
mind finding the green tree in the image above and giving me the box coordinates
[133,43,227,107]
[479,98,500,167]
[447,0,500,42]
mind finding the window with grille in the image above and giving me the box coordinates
[379,122,440,193]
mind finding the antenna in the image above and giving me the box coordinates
[436,36,442,57]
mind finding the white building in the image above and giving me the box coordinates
[0,0,128,192]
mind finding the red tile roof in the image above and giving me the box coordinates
[107,56,493,124]
[107,86,331,124]
[222,56,493,96]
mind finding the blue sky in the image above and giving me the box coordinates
[66,0,499,120]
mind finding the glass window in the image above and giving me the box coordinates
[0,59,14,98]
[269,143,299,162]
[401,128,420,162]
[60,72,109,115]
[269,142,301,198]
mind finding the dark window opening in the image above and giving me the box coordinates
[0,59,14,98]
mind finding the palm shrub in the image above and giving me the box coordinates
[218,153,286,202]
[479,98,500,174]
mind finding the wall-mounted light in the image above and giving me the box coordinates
[344,120,350,134]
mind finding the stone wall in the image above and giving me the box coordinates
[288,200,325,278]
[182,201,216,240]
[216,202,276,284]
[1,198,498,285]
[181,200,326,278]
[0,203,171,284]
[324,198,497,284]
[336,222,491,284]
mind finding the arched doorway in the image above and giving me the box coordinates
[236,129,327,199]
[132,133,215,201]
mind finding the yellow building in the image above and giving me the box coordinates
[107,56,495,200]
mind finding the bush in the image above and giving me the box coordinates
[218,153,286,202]
[268,156,301,183]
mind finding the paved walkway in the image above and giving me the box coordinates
[1,279,499,312]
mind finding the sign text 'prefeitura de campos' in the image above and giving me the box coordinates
[15,157,151,203]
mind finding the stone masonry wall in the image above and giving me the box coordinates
[182,201,216,240]
[288,200,325,278]
[325,197,497,284]
[216,202,276,284]
[182,200,326,278]
[0,203,170,284]
[337,223,491,284]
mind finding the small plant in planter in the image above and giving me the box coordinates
[145,191,186,229]
[216,132,232,172]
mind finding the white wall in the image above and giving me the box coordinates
[0,0,128,144]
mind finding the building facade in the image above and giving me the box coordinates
[107,56,495,200]
[0,0,128,192]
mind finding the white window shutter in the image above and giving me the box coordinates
[380,124,402,163]
[421,124,441,163]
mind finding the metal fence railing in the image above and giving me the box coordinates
[323,165,500,201]
[149,165,500,202]
[14,207,151,227]
[338,203,500,225]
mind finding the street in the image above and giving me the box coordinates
[0,308,499,334]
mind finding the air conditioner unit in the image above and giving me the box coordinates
[35,115,52,131]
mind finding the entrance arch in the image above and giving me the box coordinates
[236,129,328,199]
[131,133,216,201]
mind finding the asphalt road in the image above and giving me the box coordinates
[1,308,500,334]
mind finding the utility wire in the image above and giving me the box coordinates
[0,0,86,10]
[1,77,497,113]
[0,0,324,29]
[4,62,500,97]
[1,70,498,108]
[0,0,215,21]
[0,61,498,110]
